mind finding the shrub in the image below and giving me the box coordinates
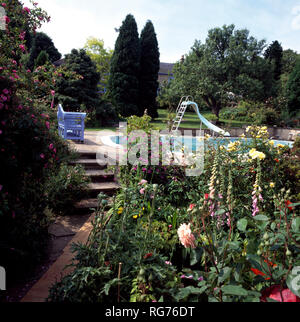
[46,164,90,215]
[220,100,281,125]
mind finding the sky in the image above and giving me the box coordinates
[21,0,300,63]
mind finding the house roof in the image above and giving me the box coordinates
[159,62,175,75]
[53,59,175,76]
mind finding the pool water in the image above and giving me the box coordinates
[110,136,293,152]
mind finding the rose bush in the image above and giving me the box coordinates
[0,0,87,288]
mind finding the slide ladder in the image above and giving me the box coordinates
[171,96,230,137]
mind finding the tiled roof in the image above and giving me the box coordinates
[159,62,174,75]
[53,59,174,76]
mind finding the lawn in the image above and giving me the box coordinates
[151,109,249,130]
[86,109,248,132]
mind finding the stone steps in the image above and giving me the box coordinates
[84,169,114,182]
[87,182,119,198]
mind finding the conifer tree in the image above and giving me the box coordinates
[55,49,100,112]
[34,50,49,67]
[108,14,140,117]
[139,20,160,119]
[27,32,61,70]
[264,40,283,81]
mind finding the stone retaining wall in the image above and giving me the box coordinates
[174,127,300,141]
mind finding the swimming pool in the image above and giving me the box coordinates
[107,135,294,152]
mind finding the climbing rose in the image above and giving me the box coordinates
[177,223,196,249]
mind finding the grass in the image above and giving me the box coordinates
[85,127,117,132]
[151,109,248,130]
[85,108,249,132]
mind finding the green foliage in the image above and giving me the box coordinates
[220,100,281,125]
[48,125,299,303]
[264,40,283,82]
[286,60,300,117]
[108,14,141,117]
[34,50,49,68]
[0,1,89,290]
[84,37,113,93]
[139,20,160,119]
[281,49,300,75]
[161,24,273,118]
[46,164,90,215]
[48,194,181,302]
[55,49,100,113]
[127,113,154,134]
[27,32,61,70]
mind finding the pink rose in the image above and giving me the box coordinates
[45,121,50,129]
[138,179,148,185]
[40,153,45,159]
[19,44,26,52]
[49,143,54,150]
[139,188,145,195]
[23,7,31,14]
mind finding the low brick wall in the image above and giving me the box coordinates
[173,127,300,141]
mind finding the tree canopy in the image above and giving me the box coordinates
[108,14,141,117]
[164,24,273,118]
[139,20,160,118]
[84,37,113,93]
[55,49,100,112]
[264,40,283,82]
[27,32,61,70]
[286,59,300,117]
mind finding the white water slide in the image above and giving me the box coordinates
[171,96,230,137]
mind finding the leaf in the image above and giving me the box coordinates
[237,218,248,232]
[246,254,263,271]
[222,285,248,296]
[253,215,269,221]
[218,267,232,284]
[291,218,300,233]
[215,209,226,216]
[190,248,203,266]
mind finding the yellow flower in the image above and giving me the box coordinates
[249,148,266,160]
[133,215,138,219]
[270,182,275,188]
[231,159,236,164]
[277,144,285,149]
[118,207,124,215]
[269,140,275,146]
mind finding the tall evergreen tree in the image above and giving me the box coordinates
[108,14,140,117]
[264,40,283,81]
[286,59,300,117]
[27,32,61,70]
[34,50,49,67]
[55,49,100,112]
[139,20,160,119]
